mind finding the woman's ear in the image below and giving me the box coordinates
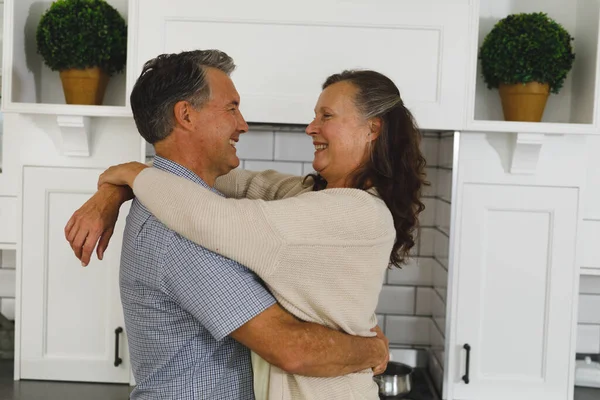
[173,100,193,129]
[368,117,382,141]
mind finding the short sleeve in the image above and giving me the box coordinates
[161,235,276,341]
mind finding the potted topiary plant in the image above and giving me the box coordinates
[36,0,127,106]
[478,12,575,122]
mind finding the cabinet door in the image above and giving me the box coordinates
[131,0,470,130]
[20,166,130,383]
[451,184,578,400]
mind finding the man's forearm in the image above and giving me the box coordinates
[287,321,386,377]
[101,183,134,205]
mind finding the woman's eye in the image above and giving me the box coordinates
[322,114,332,119]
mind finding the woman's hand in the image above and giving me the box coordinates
[98,162,148,188]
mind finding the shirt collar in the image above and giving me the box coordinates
[152,156,224,197]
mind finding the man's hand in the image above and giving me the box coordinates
[371,325,389,375]
[64,184,130,266]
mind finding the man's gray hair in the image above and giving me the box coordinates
[130,49,236,144]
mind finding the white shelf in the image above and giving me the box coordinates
[467,120,598,135]
[1,103,131,117]
[2,0,130,111]
[466,0,600,134]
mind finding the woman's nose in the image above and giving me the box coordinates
[306,120,317,136]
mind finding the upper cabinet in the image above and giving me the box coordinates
[1,0,132,117]
[466,0,600,134]
[132,0,472,130]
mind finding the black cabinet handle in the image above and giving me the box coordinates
[462,343,471,384]
[114,327,123,367]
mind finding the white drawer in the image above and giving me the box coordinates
[0,196,17,245]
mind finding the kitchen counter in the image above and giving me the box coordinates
[575,386,600,400]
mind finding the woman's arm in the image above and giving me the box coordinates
[132,167,393,278]
[214,168,307,200]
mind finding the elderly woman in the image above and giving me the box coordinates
[67,69,427,399]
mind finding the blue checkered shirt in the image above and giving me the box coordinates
[120,156,276,400]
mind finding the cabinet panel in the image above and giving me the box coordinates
[133,0,470,130]
[451,184,578,400]
[20,166,129,383]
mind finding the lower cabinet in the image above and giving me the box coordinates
[20,166,130,383]
[449,184,579,400]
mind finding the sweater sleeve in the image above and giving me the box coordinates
[133,168,393,278]
[214,169,309,200]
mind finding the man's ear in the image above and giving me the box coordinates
[173,100,193,128]
[368,117,382,141]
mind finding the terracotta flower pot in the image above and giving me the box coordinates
[498,82,550,122]
[59,67,110,105]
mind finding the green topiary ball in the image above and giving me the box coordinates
[36,0,127,76]
[479,12,575,94]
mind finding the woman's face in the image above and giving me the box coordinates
[305,81,374,188]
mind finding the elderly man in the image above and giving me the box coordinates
[65,49,387,399]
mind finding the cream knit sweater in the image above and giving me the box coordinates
[132,167,396,400]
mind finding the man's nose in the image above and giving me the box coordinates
[237,112,249,133]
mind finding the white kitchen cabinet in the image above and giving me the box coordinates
[448,183,579,400]
[20,166,130,383]
[131,0,471,130]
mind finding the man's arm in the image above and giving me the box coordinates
[65,184,133,265]
[163,235,388,378]
[231,303,388,377]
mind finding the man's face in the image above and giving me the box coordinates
[188,68,248,177]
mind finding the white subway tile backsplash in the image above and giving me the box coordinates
[423,168,437,197]
[433,261,448,302]
[0,269,15,298]
[428,350,444,395]
[434,230,449,269]
[377,314,385,331]
[0,298,15,320]
[274,132,314,162]
[436,169,453,201]
[1,250,16,269]
[580,275,600,295]
[388,258,432,286]
[236,130,274,160]
[243,160,303,175]
[581,220,600,268]
[416,288,432,316]
[421,137,439,167]
[439,135,454,168]
[435,200,451,234]
[432,290,446,336]
[420,198,436,226]
[385,316,431,345]
[576,324,600,354]
[302,162,315,175]
[376,286,415,315]
[430,319,445,353]
[578,295,600,324]
[419,228,435,257]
